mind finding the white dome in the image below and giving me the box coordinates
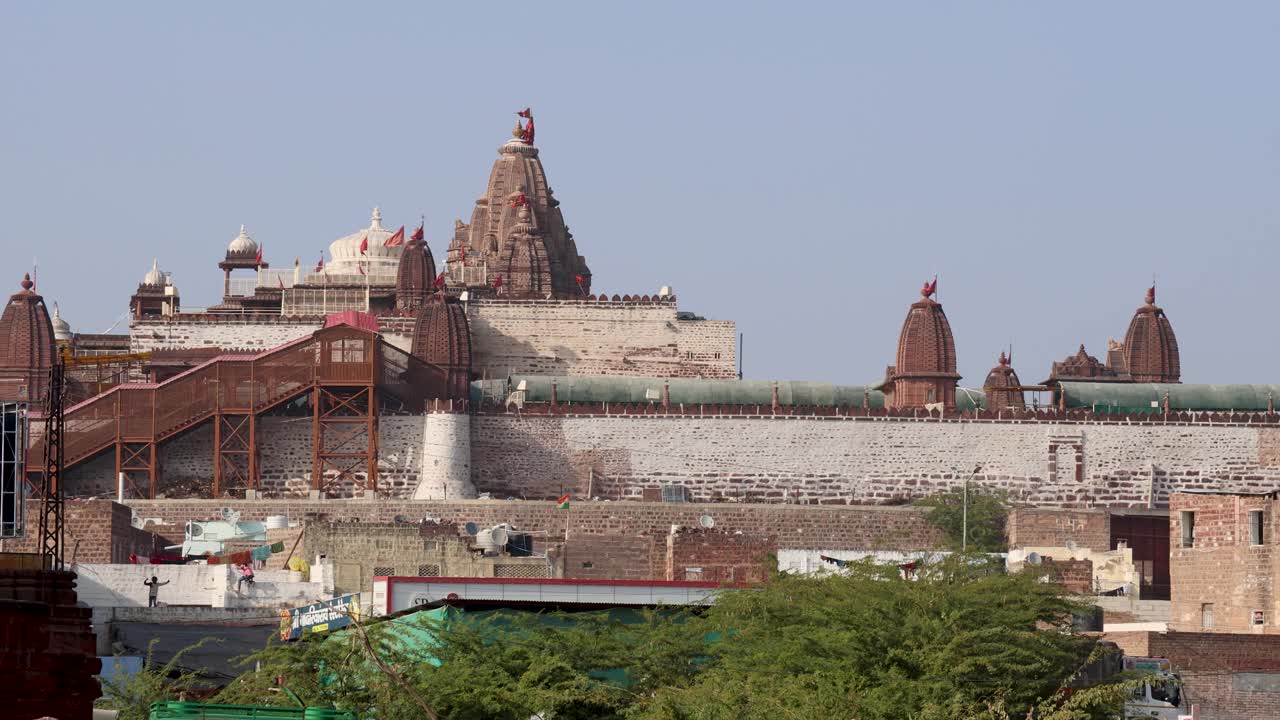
[326,207,405,274]
[51,302,72,341]
[228,224,258,255]
[143,258,166,286]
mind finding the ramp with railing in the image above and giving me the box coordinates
[31,324,433,498]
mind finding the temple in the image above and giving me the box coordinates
[9,108,1278,519]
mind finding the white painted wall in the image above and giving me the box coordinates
[74,562,336,609]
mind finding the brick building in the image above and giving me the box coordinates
[1170,490,1279,633]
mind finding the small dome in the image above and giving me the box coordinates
[227,224,258,255]
[142,259,166,286]
[51,302,72,342]
[327,207,405,274]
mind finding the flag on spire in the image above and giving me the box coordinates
[574,274,585,294]
[255,245,263,267]
[410,223,424,242]
[432,271,446,289]
[315,256,325,273]
[358,235,368,255]
[384,226,405,248]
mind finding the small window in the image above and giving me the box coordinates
[1181,511,1196,548]
[330,338,366,364]
[1250,510,1265,546]
[1253,610,1265,626]
[373,566,396,577]
[684,567,704,582]
[416,564,440,577]
[1202,603,1214,629]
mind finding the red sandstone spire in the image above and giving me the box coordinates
[409,293,472,400]
[887,280,961,409]
[395,227,438,313]
[445,114,592,298]
[984,351,1025,410]
[1124,284,1180,383]
[0,273,57,410]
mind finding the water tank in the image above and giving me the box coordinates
[474,524,511,556]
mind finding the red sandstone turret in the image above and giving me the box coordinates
[983,351,1025,410]
[1123,285,1180,383]
[0,273,57,410]
[410,293,472,400]
[885,279,960,409]
[395,227,438,312]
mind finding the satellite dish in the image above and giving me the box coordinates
[464,521,479,535]
[188,522,203,537]
[394,515,408,524]
[698,515,715,529]
[1026,552,1042,566]
[490,525,510,546]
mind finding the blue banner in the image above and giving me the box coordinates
[280,594,361,641]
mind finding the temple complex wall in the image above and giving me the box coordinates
[128,298,737,379]
[63,410,1280,508]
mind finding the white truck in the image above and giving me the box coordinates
[1122,656,1188,720]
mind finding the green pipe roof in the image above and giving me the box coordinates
[1057,382,1280,413]
[471,375,989,411]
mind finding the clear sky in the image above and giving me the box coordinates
[2,3,1277,387]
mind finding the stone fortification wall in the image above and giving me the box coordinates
[128,297,736,380]
[65,409,1280,508]
[123,499,942,553]
[466,297,736,379]
[469,413,1280,509]
[130,315,323,354]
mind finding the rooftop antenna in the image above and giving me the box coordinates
[32,257,37,290]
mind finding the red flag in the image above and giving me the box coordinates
[384,226,405,248]
[492,275,504,289]
[358,235,368,255]
[510,193,529,209]
[316,256,325,272]
[922,276,937,298]
[255,246,263,266]
[459,248,467,262]
[410,224,424,242]
[432,271,445,289]
[521,116,534,145]
[575,274,584,285]
[517,107,532,118]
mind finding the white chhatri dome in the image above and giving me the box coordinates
[326,207,405,275]
[51,302,72,341]
[228,224,258,255]
[143,258,166,286]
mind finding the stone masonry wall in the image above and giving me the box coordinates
[466,298,737,379]
[470,414,1280,508]
[665,527,775,583]
[1007,507,1112,551]
[128,298,737,380]
[123,499,943,553]
[5,500,159,564]
[1169,492,1279,634]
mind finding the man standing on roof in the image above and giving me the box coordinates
[143,575,169,607]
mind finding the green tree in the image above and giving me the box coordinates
[916,485,1010,551]
[216,558,1131,720]
[636,557,1119,720]
[97,637,220,720]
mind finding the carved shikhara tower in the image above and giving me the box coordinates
[886,280,960,409]
[1123,285,1180,384]
[445,110,592,298]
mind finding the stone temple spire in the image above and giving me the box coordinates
[983,351,1025,410]
[1123,284,1180,383]
[396,225,438,313]
[445,110,592,298]
[886,279,960,409]
[0,273,57,410]
[410,293,472,400]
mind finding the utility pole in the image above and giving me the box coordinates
[961,464,982,552]
[39,362,66,571]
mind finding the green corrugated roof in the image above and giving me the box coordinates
[1057,382,1280,413]
[471,375,989,411]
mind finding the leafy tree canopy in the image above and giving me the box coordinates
[916,485,1011,552]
